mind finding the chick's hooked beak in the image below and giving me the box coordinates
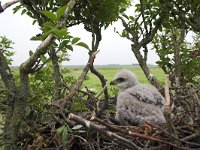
[110,79,118,85]
[110,77,126,85]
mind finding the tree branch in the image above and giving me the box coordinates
[121,12,165,91]
[88,21,108,117]
[20,0,78,74]
[0,0,21,13]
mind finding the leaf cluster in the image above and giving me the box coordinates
[0,36,14,65]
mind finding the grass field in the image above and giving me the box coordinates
[67,65,165,90]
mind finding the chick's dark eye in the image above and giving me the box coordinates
[116,77,125,83]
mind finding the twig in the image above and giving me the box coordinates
[181,134,200,142]
[164,74,171,108]
[68,113,142,150]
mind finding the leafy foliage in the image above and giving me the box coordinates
[0,36,14,65]
[78,0,131,29]
[154,29,200,84]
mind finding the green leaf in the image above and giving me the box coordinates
[56,125,68,147]
[66,45,73,51]
[29,50,33,56]
[61,126,68,146]
[30,36,42,41]
[52,29,63,39]
[32,20,37,25]
[40,55,47,62]
[66,35,73,39]
[43,22,56,30]
[21,9,26,15]
[41,11,57,21]
[56,5,68,20]
[60,28,68,38]
[121,13,129,20]
[56,125,65,135]
[40,114,52,125]
[13,5,21,14]
[72,37,81,44]
[76,42,89,50]
[27,11,33,18]
[129,16,135,21]
[62,40,70,45]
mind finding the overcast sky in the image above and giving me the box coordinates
[0,2,160,66]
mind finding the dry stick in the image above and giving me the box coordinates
[68,113,142,150]
[52,51,99,107]
[91,116,188,150]
[181,133,200,142]
[163,74,181,146]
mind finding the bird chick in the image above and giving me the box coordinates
[110,70,166,126]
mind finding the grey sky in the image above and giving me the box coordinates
[0,3,160,66]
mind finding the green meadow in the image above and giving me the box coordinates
[10,65,165,92]
[67,65,165,90]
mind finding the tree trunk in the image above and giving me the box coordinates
[0,50,26,149]
[3,93,25,149]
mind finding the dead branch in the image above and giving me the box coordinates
[69,113,142,150]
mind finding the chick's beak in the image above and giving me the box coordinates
[110,79,118,85]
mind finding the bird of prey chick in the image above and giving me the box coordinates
[110,70,166,126]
